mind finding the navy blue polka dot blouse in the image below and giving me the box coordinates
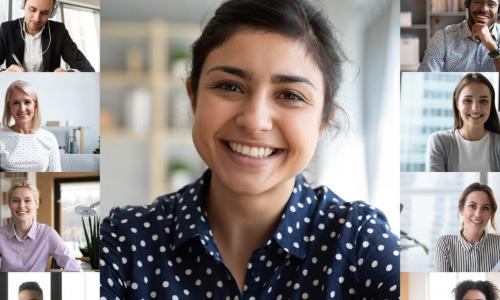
[100,170,400,299]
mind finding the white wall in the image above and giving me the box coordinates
[316,0,399,232]
[0,73,100,153]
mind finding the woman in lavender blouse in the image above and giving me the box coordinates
[0,181,80,272]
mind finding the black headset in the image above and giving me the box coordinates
[21,0,59,18]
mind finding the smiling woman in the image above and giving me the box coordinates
[0,80,61,171]
[436,183,500,272]
[453,280,500,300]
[100,0,399,299]
[0,182,80,271]
[426,73,500,172]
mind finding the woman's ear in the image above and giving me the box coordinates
[186,79,196,112]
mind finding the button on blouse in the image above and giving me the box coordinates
[100,169,400,299]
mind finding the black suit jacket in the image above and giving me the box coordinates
[0,18,95,72]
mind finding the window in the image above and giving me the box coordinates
[54,177,100,258]
[61,3,100,71]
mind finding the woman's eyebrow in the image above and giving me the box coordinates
[206,65,316,89]
[271,74,316,90]
[206,65,250,80]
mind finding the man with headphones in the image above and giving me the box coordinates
[0,0,94,72]
[419,0,500,71]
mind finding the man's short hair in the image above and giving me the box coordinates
[18,282,43,296]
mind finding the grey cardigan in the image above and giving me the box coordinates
[426,129,500,171]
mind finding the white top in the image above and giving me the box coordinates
[456,131,491,172]
[0,128,61,171]
[23,25,44,72]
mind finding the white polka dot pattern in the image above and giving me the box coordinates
[0,128,61,171]
[100,170,400,299]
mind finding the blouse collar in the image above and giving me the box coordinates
[9,219,38,241]
[170,169,322,261]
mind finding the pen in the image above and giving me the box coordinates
[11,53,24,68]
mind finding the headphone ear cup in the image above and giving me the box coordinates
[465,0,470,8]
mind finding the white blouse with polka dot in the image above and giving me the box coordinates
[100,169,400,299]
[0,127,61,171]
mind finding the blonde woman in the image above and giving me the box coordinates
[0,80,61,171]
[0,182,79,271]
[436,183,500,271]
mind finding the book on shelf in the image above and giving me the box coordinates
[401,12,412,27]
[431,0,465,13]
[401,35,420,70]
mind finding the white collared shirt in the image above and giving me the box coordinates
[23,24,45,72]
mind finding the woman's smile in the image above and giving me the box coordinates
[221,139,286,168]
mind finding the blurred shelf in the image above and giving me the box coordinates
[400,24,427,30]
[102,128,192,142]
[102,71,185,88]
[101,20,200,200]
[430,11,465,17]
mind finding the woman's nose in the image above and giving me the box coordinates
[235,92,273,133]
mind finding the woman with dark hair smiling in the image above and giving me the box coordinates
[452,280,499,300]
[100,0,399,299]
[426,73,500,172]
[436,182,500,272]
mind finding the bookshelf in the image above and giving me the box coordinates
[401,0,466,71]
[101,21,205,206]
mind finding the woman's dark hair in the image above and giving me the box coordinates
[452,73,500,134]
[188,0,346,127]
[452,280,499,300]
[458,182,497,231]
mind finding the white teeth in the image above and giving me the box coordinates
[228,141,275,158]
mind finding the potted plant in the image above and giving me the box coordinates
[400,203,429,254]
[82,215,100,270]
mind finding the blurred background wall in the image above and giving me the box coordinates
[100,0,400,233]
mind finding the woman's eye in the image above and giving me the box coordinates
[278,90,305,102]
[215,82,243,93]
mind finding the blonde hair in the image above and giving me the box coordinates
[8,181,40,205]
[3,80,41,131]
